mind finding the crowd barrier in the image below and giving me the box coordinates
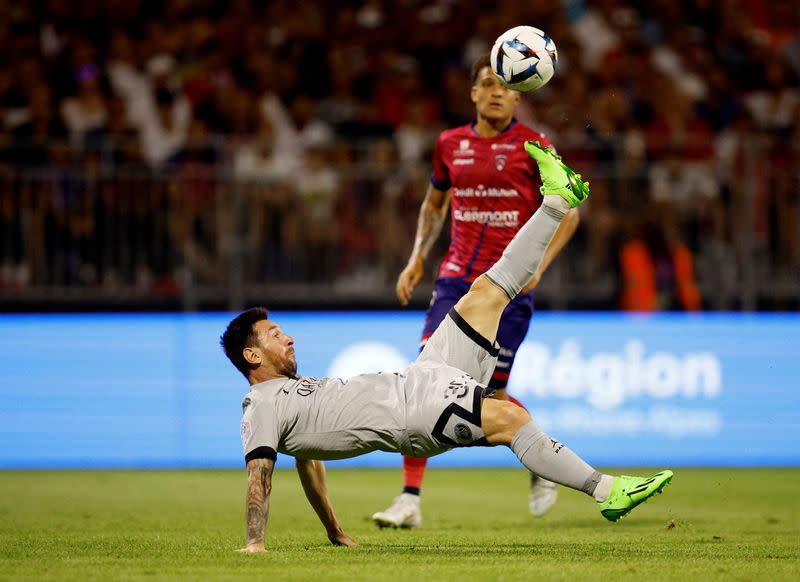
[1,311,797,469]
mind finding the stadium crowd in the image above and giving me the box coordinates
[0,0,798,309]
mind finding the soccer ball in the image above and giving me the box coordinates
[490,26,558,92]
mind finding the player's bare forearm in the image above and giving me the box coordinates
[409,186,450,262]
[521,208,579,293]
[397,186,450,305]
[242,457,274,552]
[295,458,357,547]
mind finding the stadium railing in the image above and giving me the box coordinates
[0,137,797,311]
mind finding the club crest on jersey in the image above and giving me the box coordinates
[454,423,473,443]
[495,154,507,171]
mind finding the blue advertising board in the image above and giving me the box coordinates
[0,312,797,469]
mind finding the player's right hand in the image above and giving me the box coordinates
[396,256,425,306]
[328,530,358,547]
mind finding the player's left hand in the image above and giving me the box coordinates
[328,530,358,547]
[237,542,267,553]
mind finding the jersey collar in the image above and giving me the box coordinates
[470,117,517,137]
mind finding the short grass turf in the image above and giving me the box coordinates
[1,468,798,581]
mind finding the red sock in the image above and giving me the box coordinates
[402,456,428,495]
[507,394,529,412]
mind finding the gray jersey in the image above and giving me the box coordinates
[240,310,499,462]
[241,373,411,461]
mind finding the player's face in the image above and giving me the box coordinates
[251,319,297,378]
[471,66,520,123]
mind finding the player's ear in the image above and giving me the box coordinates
[470,84,478,104]
[512,91,520,105]
[243,347,261,366]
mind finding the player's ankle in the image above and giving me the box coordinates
[593,475,614,502]
[542,193,571,215]
[402,486,421,497]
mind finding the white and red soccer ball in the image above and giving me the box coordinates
[490,26,558,92]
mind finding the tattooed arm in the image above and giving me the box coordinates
[295,458,357,547]
[238,457,275,553]
[396,185,450,306]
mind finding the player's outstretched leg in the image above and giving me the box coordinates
[454,142,589,343]
[451,147,670,519]
[507,396,558,517]
[481,398,673,521]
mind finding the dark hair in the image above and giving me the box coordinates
[470,53,491,85]
[220,307,269,379]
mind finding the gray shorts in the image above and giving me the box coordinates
[403,309,500,457]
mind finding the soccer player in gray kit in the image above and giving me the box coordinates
[221,142,673,552]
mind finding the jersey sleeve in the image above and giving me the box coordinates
[240,395,279,463]
[430,133,451,191]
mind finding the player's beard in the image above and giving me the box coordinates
[282,353,298,379]
[266,348,298,379]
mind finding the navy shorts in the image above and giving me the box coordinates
[421,277,534,389]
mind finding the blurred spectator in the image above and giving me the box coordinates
[234,117,296,183]
[745,60,800,135]
[394,97,439,165]
[60,63,109,147]
[619,213,701,311]
[106,31,149,125]
[650,27,708,103]
[0,182,25,288]
[646,78,720,252]
[297,145,339,223]
[1,63,32,131]
[569,0,620,72]
[295,144,340,281]
[130,53,191,130]
[139,87,190,168]
[87,95,141,167]
[715,109,760,249]
[462,11,499,70]
[0,0,796,309]
[316,46,362,130]
[285,93,335,158]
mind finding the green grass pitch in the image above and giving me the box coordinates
[1,468,798,580]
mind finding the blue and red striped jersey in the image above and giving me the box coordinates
[430,119,553,282]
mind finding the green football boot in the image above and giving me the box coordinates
[523,140,590,208]
[598,470,674,522]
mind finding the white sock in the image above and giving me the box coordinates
[542,193,571,214]
[593,475,614,502]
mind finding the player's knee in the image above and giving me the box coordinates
[484,399,531,444]
[468,275,508,310]
[501,402,531,430]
